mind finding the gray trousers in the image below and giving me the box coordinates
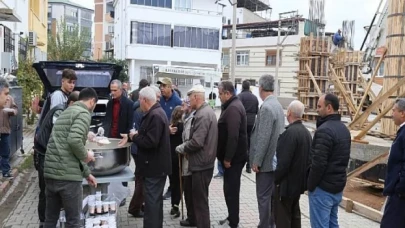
[44,179,82,228]
[143,176,166,228]
[256,172,275,228]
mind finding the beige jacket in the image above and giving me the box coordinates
[0,95,18,134]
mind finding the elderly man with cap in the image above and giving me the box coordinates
[176,84,218,227]
[157,77,183,201]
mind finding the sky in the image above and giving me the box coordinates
[70,0,385,50]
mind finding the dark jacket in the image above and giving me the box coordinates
[275,120,312,197]
[34,104,65,155]
[384,125,405,196]
[307,114,351,193]
[131,101,143,155]
[103,95,134,138]
[170,122,184,158]
[238,89,259,127]
[132,103,172,178]
[130,89,140,102]
[183,103,218,172]
[160,91,182,120]
[217,96,247,164]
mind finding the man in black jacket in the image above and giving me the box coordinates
[100,79,133,205]
[238,80,259,173]
[33,91,80,227]
[217,81,247,228]
[381,98,405,228]
[130,79,149,102]
[274,100,312,228]
[120,86,171,228]
[307,93,351,228]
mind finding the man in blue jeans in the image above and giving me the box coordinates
[307,94,351,228]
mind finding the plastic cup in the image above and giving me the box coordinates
[109,201,116,212]
[88,202,95,215]
[102,202,109,213]
[96,201,102,214]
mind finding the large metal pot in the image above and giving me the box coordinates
[85,138,132,177]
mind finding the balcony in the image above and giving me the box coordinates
[174,7,222,16]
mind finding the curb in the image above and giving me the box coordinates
[0,168,19,197]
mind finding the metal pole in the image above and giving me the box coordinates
[274,14,281,96]
[230,0,237,83]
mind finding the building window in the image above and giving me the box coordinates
[236,51,249,66]
[178,78,186,86]
[186,78,193,85]
[48,6,52,18]
[173,26,219,50]
[131,0,172,9]
[265,50,281,66]
[175,0,192,10]
[222,53,230,66]
[81,11,92,20]
[65,7,78,18]
[106,2,114,13]
[4,27,14,53]
[131,22,171,46]
[140,66,153,82]
[108,25,114,34]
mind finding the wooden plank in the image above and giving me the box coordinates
[329,64,357,115]
[354,49,386,120]
[347,151,389,180]
[305,64,322,96]
[354,89,405,140]
[339,197,383,223]
[349,76,405,129]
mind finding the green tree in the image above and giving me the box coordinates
[47,18,91,61]
[99,56,129,82]
[16,49,43,125]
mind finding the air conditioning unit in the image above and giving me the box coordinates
[28,31,37,47]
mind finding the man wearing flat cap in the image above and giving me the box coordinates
[176,84,217,227]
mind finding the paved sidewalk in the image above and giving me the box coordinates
[2,160,380,228]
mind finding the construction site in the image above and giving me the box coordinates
[293,0,401,223]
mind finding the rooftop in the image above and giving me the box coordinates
[48,0,94,11]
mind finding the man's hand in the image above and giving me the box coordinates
[87,174,97,188]
[169,125,178,135]
[118,134,129,147]
[252,164,260,173]
[87,132,97,142]
[224,160,231,169]
[85,150,95,163]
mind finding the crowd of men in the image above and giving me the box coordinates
[0,66,404,228]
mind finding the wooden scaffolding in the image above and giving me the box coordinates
[297,35,364,120]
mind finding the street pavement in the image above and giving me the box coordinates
[2,159,380,228]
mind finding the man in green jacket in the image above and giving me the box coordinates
[44,87,98,228]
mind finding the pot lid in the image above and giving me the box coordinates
[32,61,122,97]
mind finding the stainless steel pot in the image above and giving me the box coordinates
[85,139,132,177]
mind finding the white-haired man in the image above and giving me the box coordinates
[120,87,171,228]
[274,100,312,228]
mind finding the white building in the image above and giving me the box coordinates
[221,16,306,100]
[113,0,223,96]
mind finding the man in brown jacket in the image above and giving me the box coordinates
[0,92,18,179]
[176,84,218,227]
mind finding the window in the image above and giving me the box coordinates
[222,53,230,66]
[178,78,186,86]
[48,6,52,18]
[4,27,14,53]
[106,2,114,13]
[108,25,114,34]
[81,11,92,20]
[131,22,171,46]
[175,0,192,10]
[236,51,249,66]
[222,16,226,24]
[131,0,172,9]
[265,50,281,66]
[186,78,193,85]
[65,7,78,18]
[173,26,219,50]
[140,66,153,82]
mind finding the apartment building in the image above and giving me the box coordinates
[221,15,306,99]
[48,0,94,58]
[29,0,48,61]
[93,0,114,60]
[113,0,223,95]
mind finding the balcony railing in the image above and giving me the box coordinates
[174,7,222,16]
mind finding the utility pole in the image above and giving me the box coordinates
[230,0,237,84]
[274,10,299,97]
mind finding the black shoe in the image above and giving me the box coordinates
[246,168,251,173]
[128,210,144,218]
[3,172,13,180]
[119,198,126,207]
[219,218,229,225]
[170,205,180,218]
[180,219,196,227]
[163,190,171,200]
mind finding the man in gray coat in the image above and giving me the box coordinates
[250,74,285,228]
